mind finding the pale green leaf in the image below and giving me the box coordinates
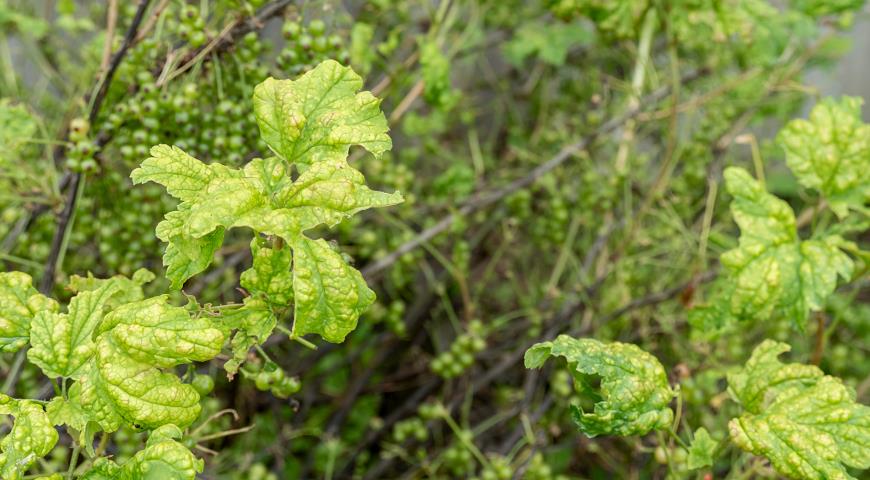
[524,335,674,437]
[80,425,202,480]
[241,239,294,306]
[778,97,870,218]
[252,60,391,168]
[0,272,56,353]
[687,427,718,470]
[291,236,375,343]
[131,145,236,203]
[728,340,870,480]
[0,395,58,480]
[28,281,122,379]
[68,268,155,307]
[63,296,225,432]
[691,168,853,334]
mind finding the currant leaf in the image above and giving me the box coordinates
[79,425,203,480]
[778,96,870,218]
[525,335,674,437]
[291,236,374,343]
[0,394,58,480]
[690,167,853,333]
[728,340,870,480]
[0,272,56,353]
[252,59,391,169]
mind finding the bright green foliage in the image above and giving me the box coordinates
[690,167,853,333]
[252,59,391,170]
[728,340,870,480]
[0,272,55,353]
[687,427,718,470]
[504,20,591,66]
[80,425,202,480]
[221,297,277,377]
[349,23,375,75]
[0,394,58,480]
[525,335,674,437]
[778,96,870,218]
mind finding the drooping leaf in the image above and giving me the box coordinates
[291,236,375,343]
[778,96,870,218]
[687,427,718,470]
[252,60,391,169]
[728,340,870,480]
[0,394,59,480]
[524,335,674,437]
[0,272,56,353]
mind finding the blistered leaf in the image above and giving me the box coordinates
[687,427,718,470]
[28,281,122,378]
[241,239,294,306]
[291,237,375,343]
[778,96,870,217]
[98,296,225,367]
[134,149,399,289]
[80,425,202,480]
[0,395,58,480]
[690,168,853,334]
[0,272,56,353]
[68,268,155,307]
[131,145,234,203]
[524,335,674,437]
[62,296,225,432]
[252,60,391,169]
[728,340,870,480]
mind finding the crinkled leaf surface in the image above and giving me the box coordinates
[220,297,277,378]
[778,96,870,218]
[524,335,674,437]
[241,239,294,306]
[728,340,870,480]
[28,281,123,379]
[133,152,400,290]
[690,168,853,334]
[80,425,202,480]
[0,272,55,353]
[0,394,58,480]
[291,236,374,343]
[54,296,225,432]
[67,268,155,307]
[252,59,391,169]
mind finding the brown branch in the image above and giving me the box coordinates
[39,0,152,294]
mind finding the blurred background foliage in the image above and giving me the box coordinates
[1,0,869,478]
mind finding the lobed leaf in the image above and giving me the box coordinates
[525,335,674,437]
[252,60,391,169]
[0,272,56,353]
[728,340,870,479]
[778,96,870,218]
[0,395,58,480]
